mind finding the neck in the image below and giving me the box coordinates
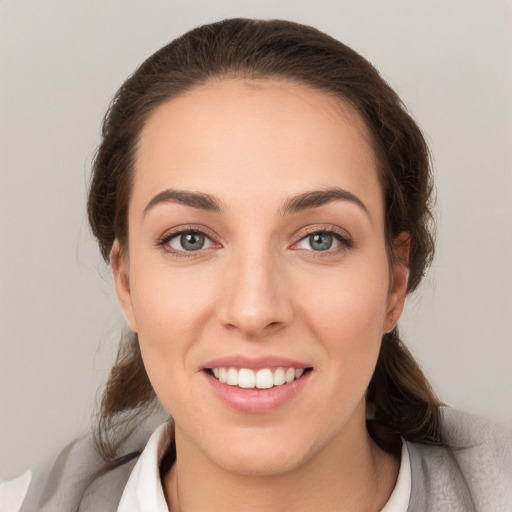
[162,413,400,512]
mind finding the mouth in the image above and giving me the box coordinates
[205,367,312,389]
[205,366,313,390]
[202,356,313,412]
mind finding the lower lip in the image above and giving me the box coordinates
[204,371,311,413]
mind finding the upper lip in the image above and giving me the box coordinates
[203,355,311,370]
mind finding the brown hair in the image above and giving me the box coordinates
[88,18,442,460]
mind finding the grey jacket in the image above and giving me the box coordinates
[19,408,512,511]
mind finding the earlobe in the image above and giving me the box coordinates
[111,240,138,332]
[384,232,410,333]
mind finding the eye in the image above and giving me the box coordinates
[294,229,351,252]
[164,230,214,252]
[304,232,335,251]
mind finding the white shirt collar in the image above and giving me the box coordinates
[380,440,411,511]
[117,422,172,512]
[118,423,411,512]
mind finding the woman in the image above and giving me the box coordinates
[2,18,511,512]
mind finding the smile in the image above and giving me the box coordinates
[209,367,306,389]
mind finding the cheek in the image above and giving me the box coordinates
[128,259,217,385]
[299,258,390,336]
[130,256,215,330]
[295,255,390,379]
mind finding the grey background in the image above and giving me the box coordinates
[1,0,511,479]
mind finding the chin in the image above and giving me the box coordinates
[213,444,309,477]
[198,424,325,477]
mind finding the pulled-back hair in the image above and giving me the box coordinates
[88,18,442,460]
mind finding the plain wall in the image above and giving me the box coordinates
[1,0,511,479]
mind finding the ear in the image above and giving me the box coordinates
[383,232,410,333]
[111,240,138,332]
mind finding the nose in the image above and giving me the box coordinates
[216,246,294,339]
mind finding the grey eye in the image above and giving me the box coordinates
[169,231,211,251]
[308,232,333,251]
[180,232,205,251]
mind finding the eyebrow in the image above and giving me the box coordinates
[279,188,369,217]
[144,189,222,215]
[143,186,369,219]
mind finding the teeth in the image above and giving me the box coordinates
[226,367,238,386]
[285,368,295,383]
[255,369,273,389]
[210,367,307,389]
[273,367,285,385]
[238,368,255,388]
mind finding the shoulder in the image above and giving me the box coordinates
[441,407,512,449]
[3,411,167,512]
[407,407,512,512]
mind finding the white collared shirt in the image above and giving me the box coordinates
[118,423,411,512]
[117,422,172,512]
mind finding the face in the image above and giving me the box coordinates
[113,79,408,476]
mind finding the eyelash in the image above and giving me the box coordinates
[156,226,353,258]
[157,227,217,259]
[292,227,353,255]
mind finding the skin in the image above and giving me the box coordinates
[112,79,410,511]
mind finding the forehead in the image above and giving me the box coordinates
[132,78,382,217]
